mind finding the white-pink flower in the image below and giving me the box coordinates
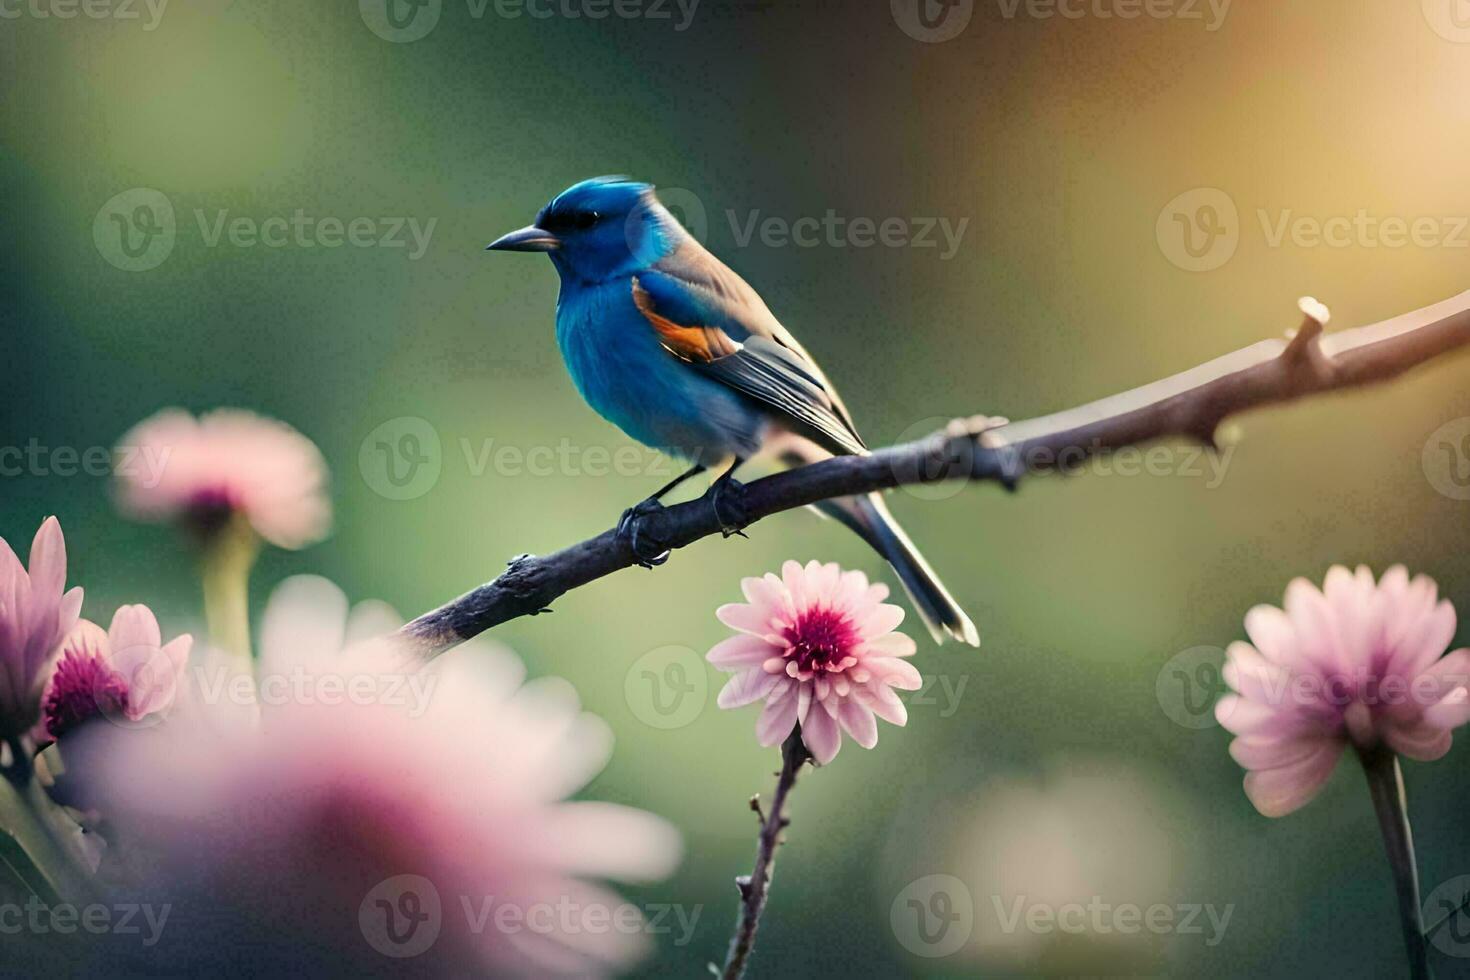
[0,517,84,738]
[80,579,681,976]
[40,605,192,739]
[1217,565,1470,817]
[709,560,921,764]
[114,408,330,549]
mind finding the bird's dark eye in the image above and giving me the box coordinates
[539,210,601,233]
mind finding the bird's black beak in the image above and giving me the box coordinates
[485,225,561,252]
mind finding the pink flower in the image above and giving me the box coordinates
[1217,566,1470,817]
[709,559,921,764]
[0,517,84,738]
[114,408,330,549]
[40,606,192,739]
[81,581,681,976]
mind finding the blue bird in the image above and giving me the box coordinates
[487,177,978,646]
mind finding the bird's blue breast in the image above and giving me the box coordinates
[555,278,768,464]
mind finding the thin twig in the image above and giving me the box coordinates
[719,730,811,980]
[1358,744,1431,980]
[399,289,1470,658]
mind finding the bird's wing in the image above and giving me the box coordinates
[631,262,867,457]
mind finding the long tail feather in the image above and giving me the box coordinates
[811,492,980,647]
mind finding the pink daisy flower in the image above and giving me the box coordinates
[1217,565,1470,817]
[77,581,681,976]
[0,517,84,738]
[114,408,330,549]
[709,560,921,764]
[40,605,192,740]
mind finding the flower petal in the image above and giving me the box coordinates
[25,517,66,605]
[717,669,781,709]
[857,603,905,640]
[862,683,909,726]
[1215,694,1328,738]
[716,602,777,636]
[1424,686,1470,730]
[1241,740,1343,817]
[801,704,841,764]
[1228,735,1321,770]
[865,657,922,691]
[1387,599,1457,680]
[837,700,878,749]
[756,692,799,747]
[862,632,917,658]
[707,634,777,669]
[108,604,163,655]
[1222,641,1290,706]
[740,575,788,618]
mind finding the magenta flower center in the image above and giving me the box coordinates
[187,487,241,536]
[43,650,130,739]
[783,607,858,673]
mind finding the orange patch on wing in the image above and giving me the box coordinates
[632,279,737,363]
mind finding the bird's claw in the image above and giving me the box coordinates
[617,498,671,568]
[709,478,750,538]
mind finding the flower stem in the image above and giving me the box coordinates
[1357,744,1431,980]
[0,742,92,904]
[720,729,811,980]
[200,515,259,659]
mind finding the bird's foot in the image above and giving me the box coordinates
[617,498,671,568]
[708,478,750,538]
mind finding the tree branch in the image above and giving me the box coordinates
[400,289,1470,658]
[719,729,810,980]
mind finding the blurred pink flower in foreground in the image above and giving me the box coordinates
[114,408,330,549]
[709,560,921,764]
[0,517,83,738]
[83,578,681,976]
[41,605,192,740]
[1217,565,1470,817]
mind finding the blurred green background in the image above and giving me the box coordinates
[4,1,1470,976]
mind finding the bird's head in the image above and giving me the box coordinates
[486,176,685,283]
